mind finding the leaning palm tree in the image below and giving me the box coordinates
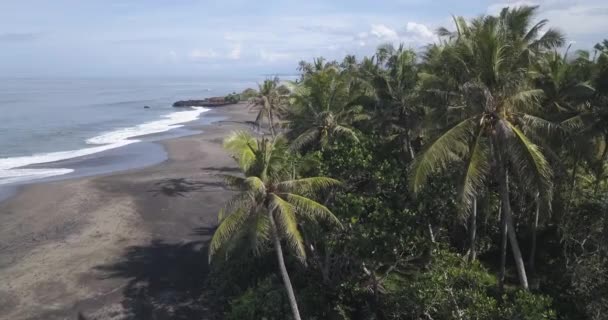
[411,7,559,290]
[289,64,367,150]
[249,77,285,137]
[209,131,341,320]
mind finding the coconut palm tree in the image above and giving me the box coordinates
[249,77,285,137]
[289,63,368,150]
[533,50,595,116]
[561,42,608,200]
[411,7,560,290]
[209,131,341,320]
[526,50,596,274]
[369,45,423,159]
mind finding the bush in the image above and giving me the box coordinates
[240,88,258,100]
[226,278,290,320]
[225,92,240,103]
[382,251,555,320]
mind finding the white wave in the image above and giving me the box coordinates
[0,168,75,185]
[87,107,209,145]
[0,107,209,186]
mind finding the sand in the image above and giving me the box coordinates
[0,103,255,320]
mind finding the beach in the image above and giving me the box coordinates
[0,103,253,320]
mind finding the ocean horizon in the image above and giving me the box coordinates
[0,77,254,186]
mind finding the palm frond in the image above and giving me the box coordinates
[506,121,553,206]
[458,128,489,218]
[219,174,246,189]
[332,125,359,142]
[219,192,254,221]
[518,113,562,135]
[291,128,320,150]
[224,131,257,170]
[410,116,478,193]
[220,175,267,198]
[209,208,249,261]
[506,88,544,112]
[532,28,565,50]
[276,177,341,195]
[244,176,266,196]
[244,210,271,255]
[284,193,342,227]
[270,194,306,260]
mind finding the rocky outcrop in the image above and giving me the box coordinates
[172,97,234,108]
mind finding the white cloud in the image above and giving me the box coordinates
[356,21,436,48]
[487,1,537,14]
[486,0,608,38]
[406,22,435,41]
[259,49,292,62]
[357,32,369,39]
[370,24,399,41]
[229,43,242,60]
[188,49,218,60]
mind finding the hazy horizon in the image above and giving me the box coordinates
[2,0,607,78]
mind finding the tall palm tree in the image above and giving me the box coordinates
[249,77,285,137]
[556,42,608,213]
[369,45,423,159]
[411,7,560,289]
[209,131,341,320]
[289,64,367,150]
[527,50,595,273]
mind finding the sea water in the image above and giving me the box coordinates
[0,77,251,185]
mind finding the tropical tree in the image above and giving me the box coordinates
[249,77,285,137]
[209,131,342,320]
[410,7,562,290]
[369,45,424,159]
[288,63,368,150]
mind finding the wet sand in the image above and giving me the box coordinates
[0,103,254,320]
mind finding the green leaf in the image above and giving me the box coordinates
[410,116,478,193]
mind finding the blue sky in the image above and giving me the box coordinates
[1,0,607,77]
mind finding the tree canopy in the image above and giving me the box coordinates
[206,5,608,319]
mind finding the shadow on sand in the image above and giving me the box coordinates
[94,235,215,320]
[147,178,226,197]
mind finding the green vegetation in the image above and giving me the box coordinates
[208,6,608,319]
[224,92,241,104]
[224,87,262,103]
[248,77,288,137]
[241,88,259,100]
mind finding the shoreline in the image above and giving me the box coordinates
[0,106,213,194]
[0,106,228,205]
[0,102,254,319]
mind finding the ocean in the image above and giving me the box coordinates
[0,77,254,186]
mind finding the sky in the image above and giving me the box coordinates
[0,0,607,78]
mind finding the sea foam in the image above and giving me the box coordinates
[0,107,209,186]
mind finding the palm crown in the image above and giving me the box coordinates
[289,62,367,150]
[410,6,563,289]
[210,131,341,261]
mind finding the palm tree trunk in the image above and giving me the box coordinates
[469,197,477,262]
[268,109,277,137]
[268,211,302,320]
[569,154,580,199]
[405,131,416,160]
[528,195,540,276]
[498,167,529,290]
[498,205,507,294]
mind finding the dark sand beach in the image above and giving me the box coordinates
[0,103,253,320]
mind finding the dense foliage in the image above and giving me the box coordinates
[208,6,608,319]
